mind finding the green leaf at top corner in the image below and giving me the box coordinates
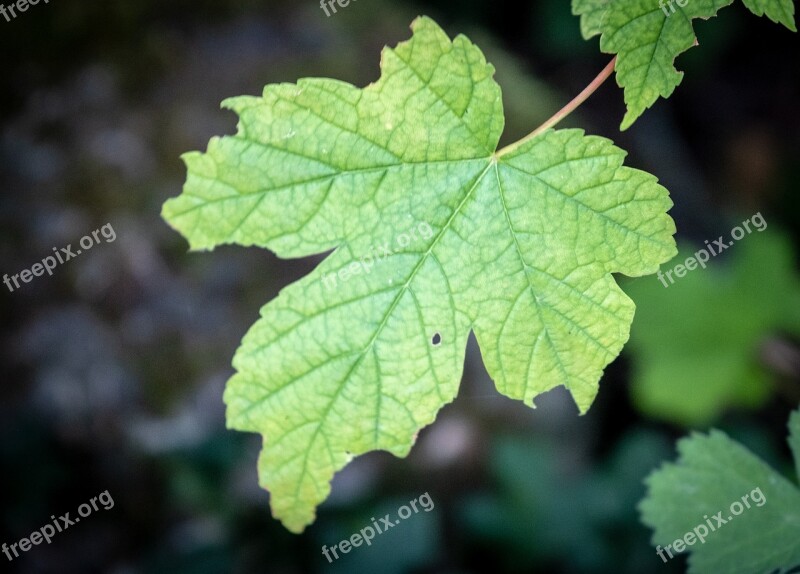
[572,0,611,39]
[742,0,797,31]
[573,0,796,130]
[162,15,677,533]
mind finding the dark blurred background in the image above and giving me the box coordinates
[1,1,799,573]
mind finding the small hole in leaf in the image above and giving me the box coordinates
[431,332,441,346]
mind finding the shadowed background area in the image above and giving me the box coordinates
[1,0,798,572]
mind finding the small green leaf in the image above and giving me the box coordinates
[742,0,797,30]
[571,0,796,129]
[162,16,677,532]
[639,406,800,573]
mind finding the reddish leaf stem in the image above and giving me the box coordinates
[496,56,617,158]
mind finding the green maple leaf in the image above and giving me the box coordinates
[639,406,800,573]
[624,231,800,426]
[162,16,676,532]
[572,0,796,130]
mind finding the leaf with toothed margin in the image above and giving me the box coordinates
[639,406,800,573]
[572,0,611,39]
[162,16,677,533]
[571,0,796,129]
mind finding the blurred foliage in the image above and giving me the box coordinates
[460,430,682,573]
[625,230,800,426]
